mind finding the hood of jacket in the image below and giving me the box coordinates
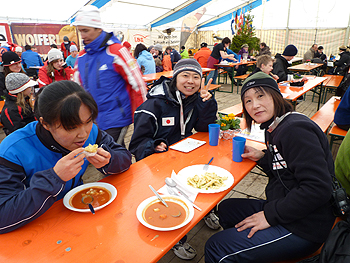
[84,31,121,55]
[139,50,154,61]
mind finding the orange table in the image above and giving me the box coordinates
[321,75,343,103]
[287,63,323,73]
[278,76,327,110]
[0,132,263,263]
[214,61,257,93]
[142,68,215,83]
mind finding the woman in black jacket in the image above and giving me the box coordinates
[205,72,335,263]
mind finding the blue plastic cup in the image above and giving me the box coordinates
[238,54,241,63]
[232,136,246,162]
[208,124,220,146]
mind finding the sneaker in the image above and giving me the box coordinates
[172,241,197,260]
[204,211,221,230]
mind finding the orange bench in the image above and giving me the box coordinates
[218,103,243,117]
[0,100,4,127]
[310,96,340,133]
[234,74,249,94]
[329,124,348,149]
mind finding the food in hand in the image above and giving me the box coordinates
[85,144,98,153]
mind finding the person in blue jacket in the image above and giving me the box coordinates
[129,58,217,161]
[334,85,350,130]
[0,80,132,234]
[21,44,44,69]
[134,43,156,75]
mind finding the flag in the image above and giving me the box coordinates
[231,13,235,35]
[234,12,239,32]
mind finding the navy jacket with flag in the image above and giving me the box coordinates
[129,77,217,161]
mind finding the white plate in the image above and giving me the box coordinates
[176,165,234,193]
[136,195,194,231]
[169,138,206,153]
[63,182,117,212]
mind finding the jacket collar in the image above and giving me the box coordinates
[36,122,70,156]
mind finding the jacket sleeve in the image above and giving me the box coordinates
[109,44,148,115]
[0,165,65,234]
[37,54,44,66]
[1,106,31,134]
[95,129,132,175]
[272,60,287,82]
[129,102,167,161]
[37,67,51,88]
[193,95,218,132]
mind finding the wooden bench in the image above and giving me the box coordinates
[310,96,340,133]
[217,68,228,84]
[233,74,249,94]
[329,124,348,149]
[218,103,243,117]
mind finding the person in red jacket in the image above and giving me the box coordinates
[194,42,211,68]
[60,36,76,60]
[37,49,74,88]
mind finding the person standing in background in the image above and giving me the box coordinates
[134,43,156,74]
[207,37,237,84]
[180,46,189,59]
[60,36,76,61]
[65,45,79,68]
[194,42,211,68]
[73,5,147,147]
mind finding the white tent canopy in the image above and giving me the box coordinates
[2,0,350,32]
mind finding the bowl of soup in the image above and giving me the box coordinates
[63,182,117,212]
[136,195,194,231]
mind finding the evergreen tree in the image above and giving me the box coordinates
[230,13,260,55]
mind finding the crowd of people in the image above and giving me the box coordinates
[0,4,349,263]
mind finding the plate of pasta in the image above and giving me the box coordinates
[176,165,234,193]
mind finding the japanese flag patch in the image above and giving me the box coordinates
[162,117,175,126]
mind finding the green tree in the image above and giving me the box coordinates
[230,13,260,55]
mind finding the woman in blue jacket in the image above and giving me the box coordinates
[0,80,132,234]
[134,43,156,75]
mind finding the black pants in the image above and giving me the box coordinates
[105,126,129,148]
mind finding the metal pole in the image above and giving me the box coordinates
[314,0,321,43]
[345,9,350,46]
[285,0,292,46]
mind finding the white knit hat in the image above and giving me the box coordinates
[48,49,63,63]
[15,46,22,52]
[73,5,103,29]
[5,73,37,95]
[70,45,78,52]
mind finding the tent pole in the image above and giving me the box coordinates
[345,11,350,46]
[314,0,321,43]
[285,0,292,46]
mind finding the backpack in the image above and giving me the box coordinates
[335,71,350,97]
[298,216,350,263]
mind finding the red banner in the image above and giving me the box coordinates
[10,23,79,55]
[0,22,12,45]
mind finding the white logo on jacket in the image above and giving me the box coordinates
[271,144,287,170]
[99,64,108,71]
[162,117,175,126]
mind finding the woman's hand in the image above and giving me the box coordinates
[86,147,111,169]
[241,145,265,161]
[155,142,167,152]
[235,211,271,238]
[200,78,213,102]
[54,148,85,181]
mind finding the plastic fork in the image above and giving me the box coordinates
[203,157,214,171]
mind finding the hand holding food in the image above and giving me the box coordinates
[85,147,111,169]
[84,143,98,156]
[54,148,85,181]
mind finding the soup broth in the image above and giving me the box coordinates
[144,201,187,228]
[70,187,111,209]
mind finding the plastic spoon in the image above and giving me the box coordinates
[165,177,202,211]
[81,195,95,214]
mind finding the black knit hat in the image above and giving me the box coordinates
[2,51,21,66]
[282,44,298,56]
[241,72,282,98]
[200,42,207,48]
[173,59,202,78]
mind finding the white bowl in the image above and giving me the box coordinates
[136,195,194,231]
[63,182,117,212]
